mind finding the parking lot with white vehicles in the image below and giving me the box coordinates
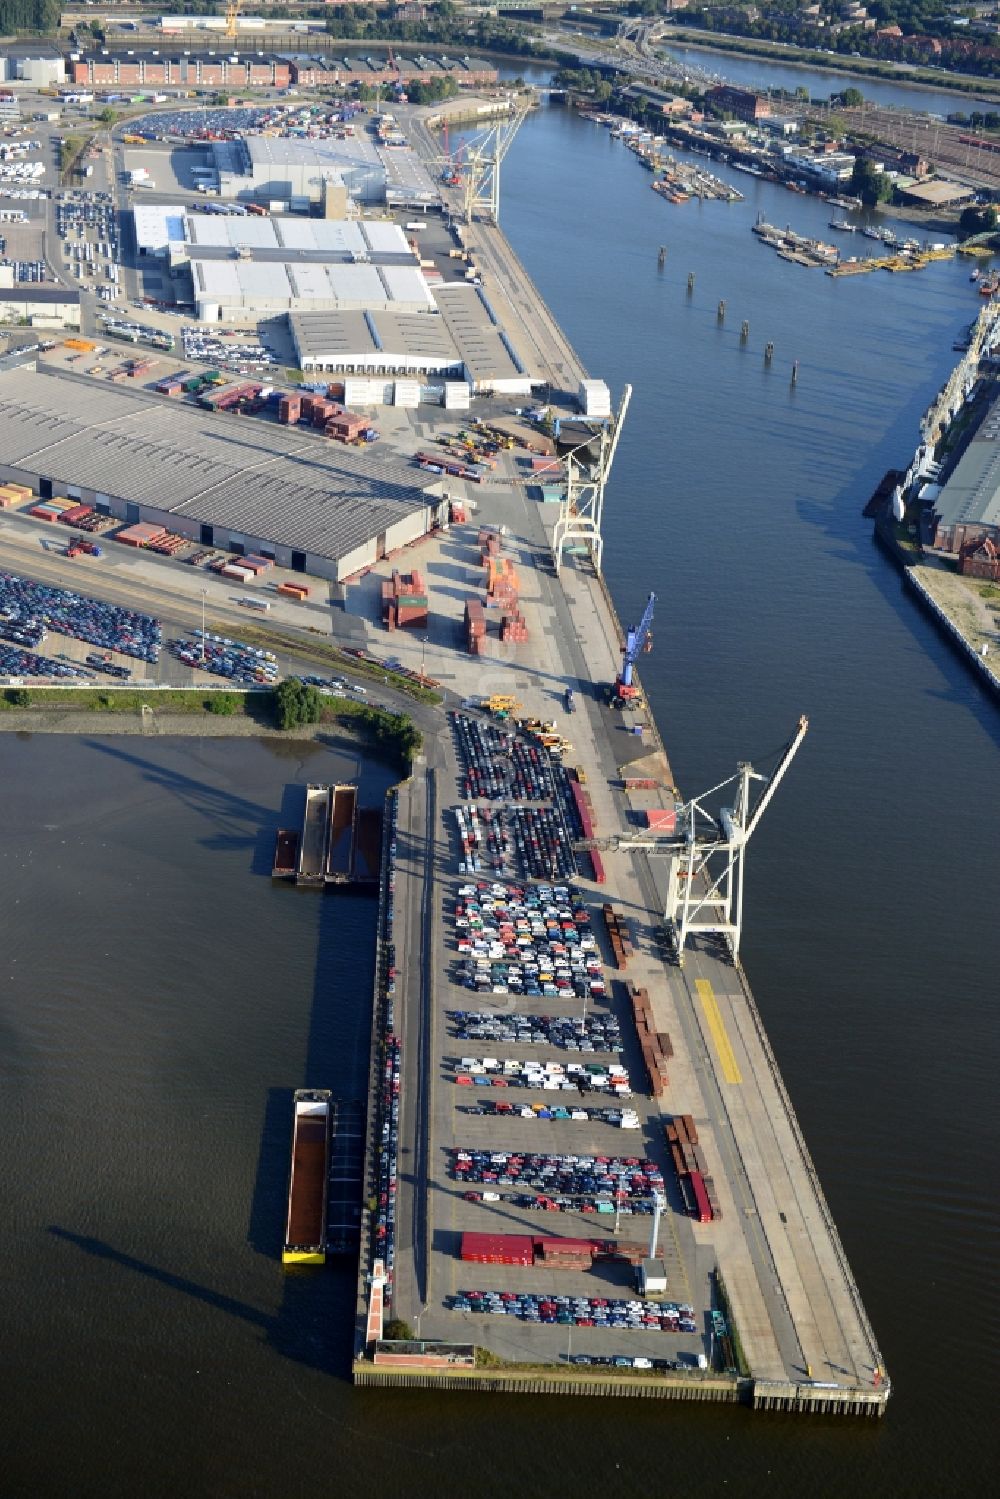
[56,191,121,296]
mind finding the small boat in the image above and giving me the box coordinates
[829,219,857,232]
[970,269,980,282]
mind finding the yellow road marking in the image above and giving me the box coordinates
[696,979,743,1085]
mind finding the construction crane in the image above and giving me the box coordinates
[612,591,655,708]
[460,98,531,225]
[601,717,810,964]
[224,0,242,42]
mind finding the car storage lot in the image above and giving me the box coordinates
[414,851,711,1367]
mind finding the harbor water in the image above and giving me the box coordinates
[3,92,998,1499]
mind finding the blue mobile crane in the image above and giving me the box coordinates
[612,591,655,708]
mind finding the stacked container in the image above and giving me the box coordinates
[278,393,301,425]
[630,983,669,1099]
[382,568,429,631]
[465,597,485,655]
[602,904,633,971]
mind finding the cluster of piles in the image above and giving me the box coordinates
[24,494,84,525]
[666,1114,721,1223]
[114,522,191,558]
[602,904,634,971]
[381,568,428,632]
[629,982,671,1099]
[464,596,486,655]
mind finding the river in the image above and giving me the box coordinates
[2,95,997,1499]
[661,40,992,113]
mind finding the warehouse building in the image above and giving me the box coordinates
[214,134,386,206]
[0,285,80,326]
[928,394,1000,554]
[191,258,435,322]
[0,368,450,581]
[289,283,531,396]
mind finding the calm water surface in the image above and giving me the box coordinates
[2,102,998,1498]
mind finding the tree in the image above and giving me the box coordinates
[959,204,999,237]
[97,107,117,125]
[850,156,893,206]
[384,1318,414,1341]
[273,678,323,730]
[836,87,864,108]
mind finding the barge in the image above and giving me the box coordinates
[283,1089,331,1265]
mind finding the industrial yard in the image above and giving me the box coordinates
[0,77,889,1417]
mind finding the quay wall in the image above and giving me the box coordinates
[354,783,399,1356]
[353,1362,742,1403]
[874,520,1000,701]
[903,567,1000,699]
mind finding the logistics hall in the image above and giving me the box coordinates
[0,368,450,580]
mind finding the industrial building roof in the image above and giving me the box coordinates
[133,202,187,254]
[290,307,461,366]
[191,257,434,312]
[245,133,382,174]
[288,286,528,381]
[0,369,434,562]
[432,284,524,384]
[182,214,412,260]
[933,397,1000,531]
[898,178,973,206]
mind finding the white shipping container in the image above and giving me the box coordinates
[577,378,611,418]
[393,379,420,409]
[444,381,471,410]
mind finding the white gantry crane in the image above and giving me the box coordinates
[610,716,809,964]
[552,383,632,575]
[459,98,531,225]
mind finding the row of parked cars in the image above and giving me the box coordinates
[168,632,278,685]
[0,642,87,679]
[449,1290,697,1334]
[452,1149,663,1198]
[463,1101,640,1128]
[447,1008,621,1052]
[452,1056,631,1096]
[0,572,161,663]
[454,879,605,1001]
[451,711,558,802]
[372,794,400,1300]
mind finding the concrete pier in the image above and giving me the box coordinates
[349,107,888,1415]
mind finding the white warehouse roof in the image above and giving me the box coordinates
[133,202,186,254]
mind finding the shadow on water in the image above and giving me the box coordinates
[47,739,389,1384]
[46,1225,356,1379]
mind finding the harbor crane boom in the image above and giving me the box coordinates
[603,716,809,963]
[613,590,655,706]
[460,98,531,224]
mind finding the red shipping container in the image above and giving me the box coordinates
[646,808,677,832]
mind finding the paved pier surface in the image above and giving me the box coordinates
[354,107,886,1409]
